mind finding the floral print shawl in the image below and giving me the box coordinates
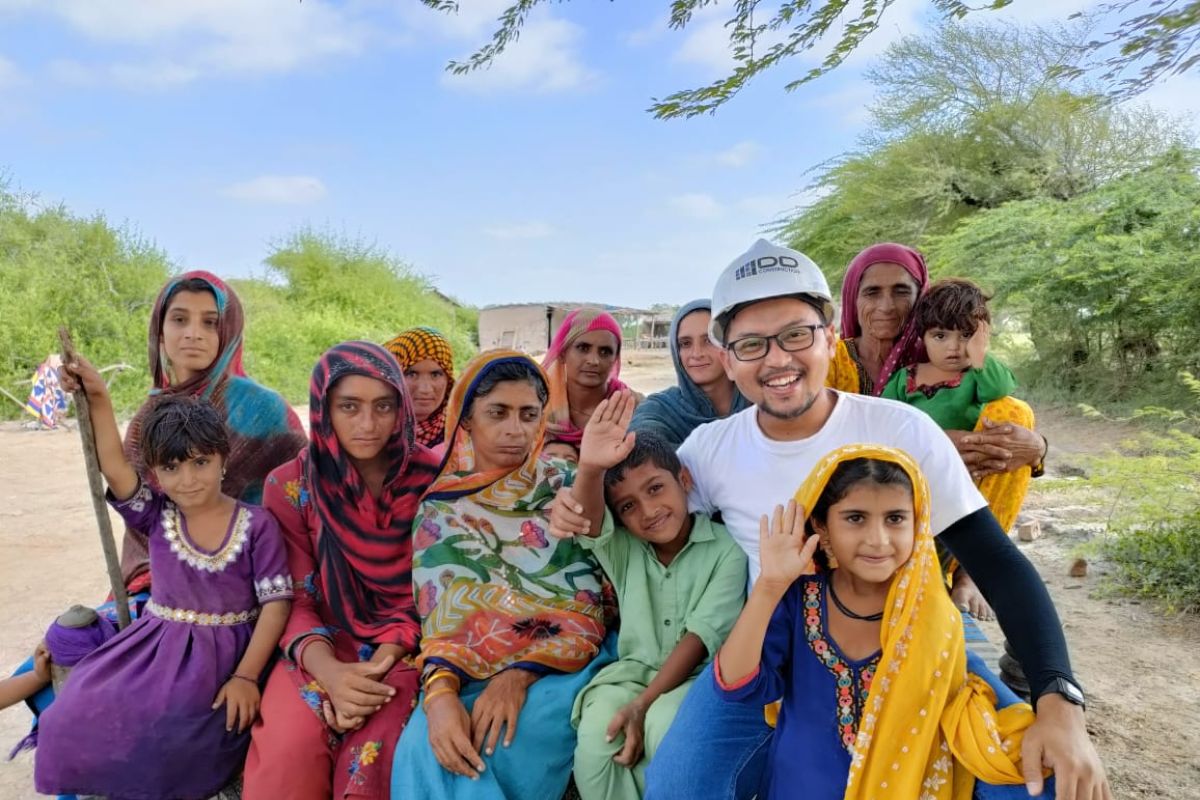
[413,350,608,679]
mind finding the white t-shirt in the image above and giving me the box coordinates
[677,390,987,587]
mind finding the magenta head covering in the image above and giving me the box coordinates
[839,243,929,395]
[541,308,627,446]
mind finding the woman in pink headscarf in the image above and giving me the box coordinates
[829,244,1047,620]
[826,243,928,396]
[541,308,636,447]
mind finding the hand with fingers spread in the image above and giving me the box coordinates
[757,500,821,593]
[578,389,637,472]
[426,691,486,779]
[605,700,647,767]
[211,675,261,733]
[470,668,537,757]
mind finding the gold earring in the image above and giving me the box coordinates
[821,539,839,569]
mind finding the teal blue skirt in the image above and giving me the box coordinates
[391,633,617,799]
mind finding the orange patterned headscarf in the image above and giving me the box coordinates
[384,327,456,447]
[794,445,1044,799]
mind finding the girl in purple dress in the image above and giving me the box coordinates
[35,355,293,800]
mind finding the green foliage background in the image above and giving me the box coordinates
[0,190,477,419]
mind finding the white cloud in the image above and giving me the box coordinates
[0,54,21,88]
[50,58,201,91]
[402,0,596,94]
[624,14,669,47]
[223,175,327,205]
[669,192,723,219]
[672,14,736,77]
[1134,73,1200,123]
[808,83,876,127]
[441,16,597,93]
[25,0,373,89]
[483,221,556,240]
[714,140,763,168]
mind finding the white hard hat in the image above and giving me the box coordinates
[709,238,834,344]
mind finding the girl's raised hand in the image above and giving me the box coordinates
[578,389,637,472]
[966,320,991,370]
[757,500,820,592]
[58,355,109,403]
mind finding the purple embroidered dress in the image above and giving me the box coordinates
[34,482,293,800]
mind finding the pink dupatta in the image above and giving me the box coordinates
[839,243,929,395]
[541,308,629,446]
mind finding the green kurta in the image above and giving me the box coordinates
[881,353,1018,431]
[570,513,747,800]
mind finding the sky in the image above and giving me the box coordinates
[1,0,1197,310]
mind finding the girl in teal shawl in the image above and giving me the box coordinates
[629,300,750,449]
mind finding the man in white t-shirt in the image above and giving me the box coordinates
[554,238,1109,800]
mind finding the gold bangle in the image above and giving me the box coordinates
[423,686,458,707]
[424,670,460,693]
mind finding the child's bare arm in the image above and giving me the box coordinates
[235,600,290,681]
[0,643,51,710]
[639,632,707,709]
[59,356,138,499]
[605,632,710,767]
[212,600,290,732]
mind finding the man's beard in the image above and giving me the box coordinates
[757,385,819,420]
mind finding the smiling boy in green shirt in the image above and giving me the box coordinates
[560,395,747,800]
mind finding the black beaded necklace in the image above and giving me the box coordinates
[827,578,884,622]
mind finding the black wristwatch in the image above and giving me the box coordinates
[1040,677,1086,711]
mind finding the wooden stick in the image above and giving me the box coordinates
[58,328,132,629]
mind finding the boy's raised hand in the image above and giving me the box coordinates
[578,390,637,472]
[58,355,109,403]
[757,500,820,591]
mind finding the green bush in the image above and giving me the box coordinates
[1099,511,1200,613]
[0,190,477,420]
[0,191,170,416]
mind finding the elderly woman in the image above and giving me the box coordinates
[630,299,750,449]
[391,350,614,799]
[243,341,441,799]
[542,308,634,447]
[385,326,456,450]
[829,244,1046,618]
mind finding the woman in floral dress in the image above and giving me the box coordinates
[392,349,615,799]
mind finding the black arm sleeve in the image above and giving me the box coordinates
[938,506,1074,703]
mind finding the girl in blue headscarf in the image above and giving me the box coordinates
[629,300,750,449]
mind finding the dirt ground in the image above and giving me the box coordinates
[2,352,1198,798]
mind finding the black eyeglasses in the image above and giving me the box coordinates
[726,324,826,362]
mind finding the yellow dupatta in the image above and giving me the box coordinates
[793,445,1044,800]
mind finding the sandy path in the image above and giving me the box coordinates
[2,356,1198,798]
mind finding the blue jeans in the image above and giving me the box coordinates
[645,651,1053,800]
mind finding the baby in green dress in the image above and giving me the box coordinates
[881,278,1018,431]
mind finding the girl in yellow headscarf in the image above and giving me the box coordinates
[714,445,1053,799]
